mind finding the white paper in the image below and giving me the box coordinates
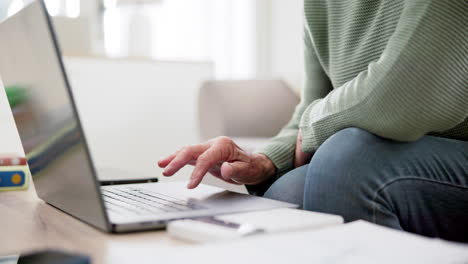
[108,221,468,264]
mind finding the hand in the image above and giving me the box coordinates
[294,130,312,168]
[158,137,276,189]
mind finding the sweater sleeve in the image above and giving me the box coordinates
[256,24,332,176]
[299,1,468,153]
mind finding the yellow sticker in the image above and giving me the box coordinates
[11,173,22,184]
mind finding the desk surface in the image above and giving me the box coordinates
[3,185,468,264]
[0,185,189,264]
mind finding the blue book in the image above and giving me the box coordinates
[0,165,29,191]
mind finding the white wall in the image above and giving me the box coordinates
[64,57,212,182]
[50,0,305,91]
[268,0,304,94]
[0,78,24,156]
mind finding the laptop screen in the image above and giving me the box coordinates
[0,1,108,230]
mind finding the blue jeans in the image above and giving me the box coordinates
[263,128,468,242]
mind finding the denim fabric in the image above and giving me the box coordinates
[264,128,468,242]
[264,165,308,208]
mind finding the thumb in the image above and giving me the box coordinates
[220,161,249,183]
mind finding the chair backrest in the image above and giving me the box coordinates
[199,80,299,140]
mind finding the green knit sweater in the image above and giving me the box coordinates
[258,0,468,176]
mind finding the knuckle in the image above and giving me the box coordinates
[216,136,233,145]
[178,149,196,160]
[215,137,238,159]
[216,146,227,160]
[198,149,221,167]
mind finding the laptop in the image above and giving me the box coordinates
[0,0,296,233]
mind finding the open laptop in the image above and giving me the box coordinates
[0,0,296,233]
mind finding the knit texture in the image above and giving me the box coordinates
[257,0,468,177]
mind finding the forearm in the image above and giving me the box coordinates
[256,23,332,176]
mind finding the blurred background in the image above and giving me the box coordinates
[0,0,303,190]
[0,0,304,84]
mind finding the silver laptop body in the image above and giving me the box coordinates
[0,0,296,233]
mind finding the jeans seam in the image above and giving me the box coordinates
[371,176,468,224]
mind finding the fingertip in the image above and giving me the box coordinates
[158,154,177,168]
[188,172,203,189]
[158,159,170,168]
[187,179,199,189]
[162,166,174,177]
[157,160,164,168]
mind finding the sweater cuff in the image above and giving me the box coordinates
[255,140,296,177]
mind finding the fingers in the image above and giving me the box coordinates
[161,137,244,188]
[158,153,178,168]
[188,147,226,189]
[163,144,208,177]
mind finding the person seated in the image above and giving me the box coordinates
[159,0,468,242]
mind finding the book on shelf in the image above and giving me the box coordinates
[0,156,29,191]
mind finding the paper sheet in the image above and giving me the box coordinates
[108,221,468,264]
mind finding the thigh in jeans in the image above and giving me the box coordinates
[303,128,468,242]
[264,165,308,209]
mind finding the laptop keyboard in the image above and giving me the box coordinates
[102,187,205,216]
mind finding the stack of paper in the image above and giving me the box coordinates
[110,221,468,264]
[168,208,344,243]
